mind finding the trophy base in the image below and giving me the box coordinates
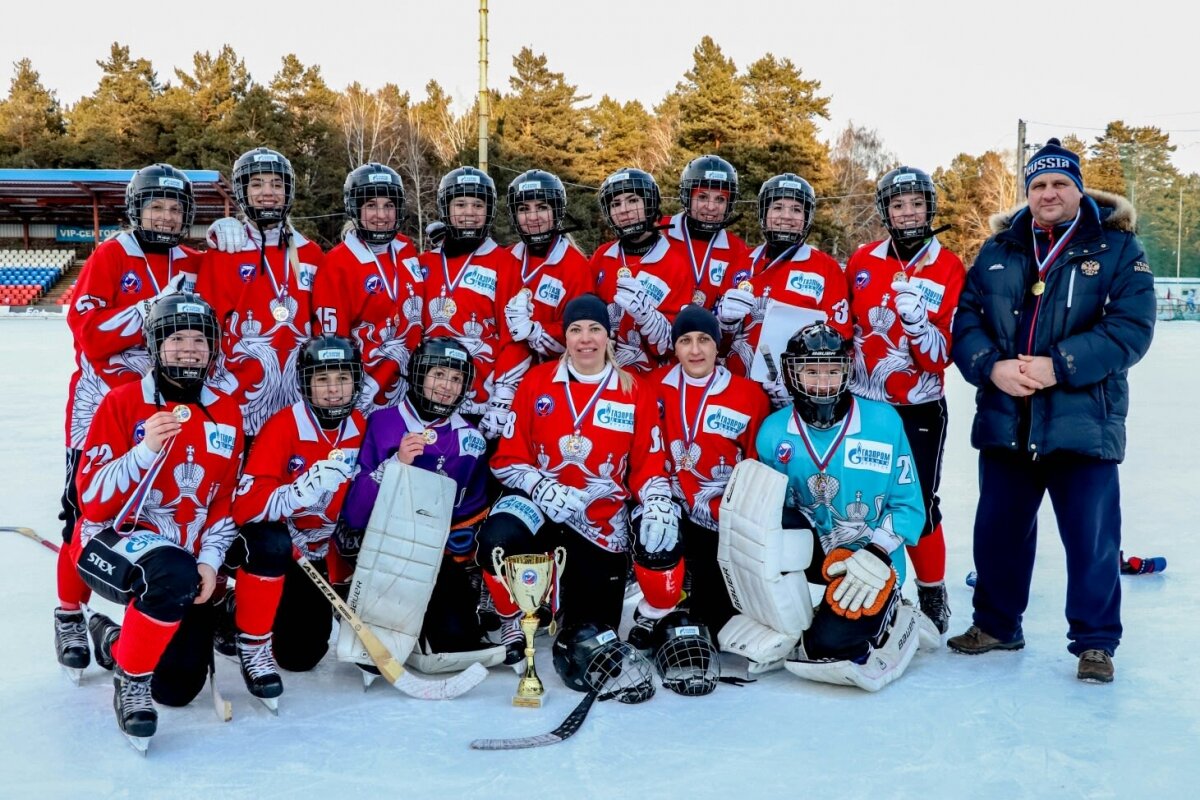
[512,693,545,709]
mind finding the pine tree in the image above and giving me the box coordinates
[65,43,163,167]
[0,59,65,167]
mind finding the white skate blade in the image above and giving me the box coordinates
[61,666,84,686]
[746,658,784,675]
[510,661,526,676]
[358,666,381,690]
[254,696,280,715]
[124,733,150,755]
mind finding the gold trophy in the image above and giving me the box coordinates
[491,546,567,708]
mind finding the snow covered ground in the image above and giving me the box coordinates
[1,317,1195,799]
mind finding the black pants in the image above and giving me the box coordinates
[679,516,737,642]
[895,398,948,538]
[58,448,82,543]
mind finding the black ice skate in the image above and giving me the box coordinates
[236,632,283,713]
[113,666,156,754]
[916,582,951,635]
[88,611,120,671]
[54,608,90,683]
[499,613,526,673]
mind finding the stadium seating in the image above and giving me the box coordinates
[0,249,75,306]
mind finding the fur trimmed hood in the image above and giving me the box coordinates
[989,188,1136,235]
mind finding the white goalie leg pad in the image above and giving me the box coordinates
[718,459,814,637]
[406,639,507,674]
[336,461,457,667]
[783,602,920,692]
[717,614,797,674]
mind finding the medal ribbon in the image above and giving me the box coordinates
[682,224,719,286]
[368,239,400,304]
[894,237,935,280]
[792,399,855,476]
[254,235,290,306]
[402,398,446,438]
[1032,209,1081,282]
[680,370,719,452]
[440,250,476,298]
[139,246,173,296]
[114,437,176,531]
[564,366,613,434]
[519,236,558,286]
[748,243,800,279]
[302,404,348,452]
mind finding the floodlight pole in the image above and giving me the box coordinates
[478,0,489,172]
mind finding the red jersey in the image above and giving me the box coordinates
[492,360,669,552]
[723,243,852,377]
[416,238,529,414]
[232,401,367,559]
[846,237,965,405]
[507,236,595,361]
[654,364,769,531]
[196,226,325,436]
[589,235,696,374]
[76,375,244,571]
[314,232,424,415]
[65,233,201,448]
[662,213,750,310]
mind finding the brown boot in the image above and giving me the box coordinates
[1076,649,1114,683]
[947,625,1025,654]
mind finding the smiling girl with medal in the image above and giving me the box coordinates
[198,147,325,438]
[229,335,367,692]
[56,164,202,678]
[844,166,965,634]
[481,294,672,660]
[631,306,769,649]
[313,163,423,417]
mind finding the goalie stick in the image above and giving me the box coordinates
[293,552,487,700]
[2,526,236,721]
[470,690,600,750]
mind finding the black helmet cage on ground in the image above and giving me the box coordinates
[552,621,655,703]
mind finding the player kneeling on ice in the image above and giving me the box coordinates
[334,338,505,681]
[717,323,930,692]
[225,335,367,708]
[74,295,244,750]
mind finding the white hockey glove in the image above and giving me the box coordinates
[136,272,189,320]
[291,459,354,507]
[614,275,656,323]
[479,382,517,440]
[763,375,792,410]
[531,478,589,525]
[206,217,248,253]
[823,545,896,618]
[717,288,756,327]
[891,280,929,329]
[638,495,680,553]
[504,292,536,342]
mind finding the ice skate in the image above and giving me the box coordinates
[54,608,89,684]
[113,666,156,753]
[236,632,283,713]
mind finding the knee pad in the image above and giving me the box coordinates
[137,546,201,622]
[633,559,686,611]
[238,522,293,578]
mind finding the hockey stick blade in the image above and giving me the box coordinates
[470,691,598,750]
[760,345,779,383]
[294,553,486,700]
[2,526,61,554]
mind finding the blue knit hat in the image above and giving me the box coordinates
[1023,138,1083,192]
[671,304,720,344]
[562,293,611,336]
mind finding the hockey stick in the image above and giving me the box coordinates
[293,552,487,700]
[4,526,235,720]
[760,344,779,383]
[470,690,600,750]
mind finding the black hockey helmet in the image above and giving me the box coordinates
[875,166,937,246]
[298,335,363,427]
[436,166,496,244]
[758,173,816,246]
[405,336,475,420]
[344,163,405,245]
[781,322,853,430]
[125,163,195,249]
[678,154,738,232]
[144,293,220,392]
[506,169,567,246]
[650,609,720,697]
[599,168,661,240]
[233,147,295,226]
[552,620,655,703]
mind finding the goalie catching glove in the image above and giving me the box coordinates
[823,544,896,619]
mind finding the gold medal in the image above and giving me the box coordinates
[893,271,908,283]
[813,473,828,494]
[1031,281,1045,296]
[737,280,754,292]
[616,267,632,279]
[422,428,438,445]
[172,405,191,423]
[680,454,695,471]
[272,304,290,322]
[444,298,458,316]
[691,290,706,306]
[328,448,346,462]
[519,287,533,300]
[566,434,583,455]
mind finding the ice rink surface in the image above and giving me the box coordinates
[0,317,1195,799]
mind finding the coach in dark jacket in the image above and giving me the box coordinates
[947,138,1155,683]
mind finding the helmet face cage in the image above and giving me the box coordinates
[405,338,476,419]
[652,615,720,697]
[875,167,937,245]
[679,155,738,233]
[553,624,655,703]
[299,336,364,426]
[599,169,661,239]
[233,147,295,226]
[758,174,816,246]
[126,164,195,248]
[144,294,220,390]
[437,167,496,243]
[506,170,566,246]
[345,163,405,245]
[781,324,853,430]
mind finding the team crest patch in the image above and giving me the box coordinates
[364,275,384,295]
[776,440,794,464]
[1134,261,1152,274]
[1080,260,1101,277]
[731,269,751,286]
[287,455,306,474]
[120,271,142,294]
[535,394,555,416]
[239,263,256,282]
[854,269,870,290]
[133,420,146,444]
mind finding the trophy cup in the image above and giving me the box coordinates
[491,546,567,708]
